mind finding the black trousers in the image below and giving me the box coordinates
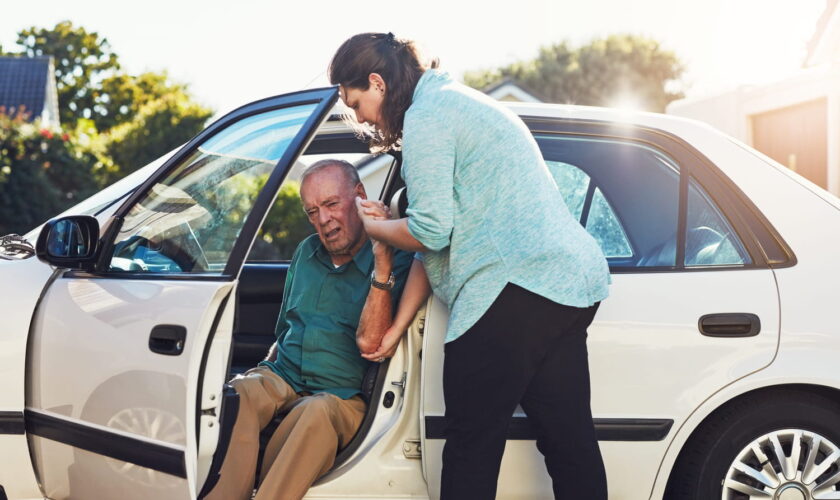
[440,283,607,500]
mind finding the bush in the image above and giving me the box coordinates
[0,108,103,234]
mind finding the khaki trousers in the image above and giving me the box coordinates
[204,366,366,500]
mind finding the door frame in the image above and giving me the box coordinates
[23,88,340,492]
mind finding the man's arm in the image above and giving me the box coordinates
[356,241,395,355]
[361,258,431,361]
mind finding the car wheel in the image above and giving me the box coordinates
[665,388,840,499]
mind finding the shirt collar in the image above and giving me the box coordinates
[308,238,373,274]
[412,68,450,103]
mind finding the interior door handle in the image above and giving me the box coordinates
[698,313,761,337]
[149,325,187,355]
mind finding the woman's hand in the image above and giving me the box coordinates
[361,325,405,362]
[356,197,393,262]
[356,197,392,221]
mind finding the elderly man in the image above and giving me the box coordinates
[204,159,412,500]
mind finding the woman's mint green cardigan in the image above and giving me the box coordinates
[403,69,611,343]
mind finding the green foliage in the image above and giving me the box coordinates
[0,110,103,235]
[250,181,313,261]
[101,93,213,185]
[95,72,191,131]
[464,34,685,112]
[4,21,212,187]
[14,21,120,126]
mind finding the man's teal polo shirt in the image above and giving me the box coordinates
[260,234,412,399]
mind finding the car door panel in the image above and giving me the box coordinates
[25,88,338,499]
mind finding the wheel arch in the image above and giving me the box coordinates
[651,382,840,499]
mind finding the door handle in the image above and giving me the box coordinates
[698,313,760,337]
[149,325,187,355]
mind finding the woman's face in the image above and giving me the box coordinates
[340,74,385,128]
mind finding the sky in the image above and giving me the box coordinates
[1,0,829,117]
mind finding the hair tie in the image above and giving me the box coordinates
[382,32,402,50]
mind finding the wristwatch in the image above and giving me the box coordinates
[370,271,396,291]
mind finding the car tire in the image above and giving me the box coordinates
[664,387,840,500]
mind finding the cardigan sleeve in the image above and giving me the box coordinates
[402,110,456,252]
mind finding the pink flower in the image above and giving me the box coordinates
[39,129,54,139]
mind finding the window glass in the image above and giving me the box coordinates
[586,188,633,258]
[246,152,390,262]
[546,161,589,221]
[546,161,631,259]
[685,179,751,266]
[538,135,680,268]
[107,104,317,273]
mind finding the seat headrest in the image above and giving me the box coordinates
[389,187,408,219]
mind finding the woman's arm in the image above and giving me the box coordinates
[361,258,431,361]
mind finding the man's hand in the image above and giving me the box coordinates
[361,325,404,362]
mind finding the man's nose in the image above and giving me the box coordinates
[318,209,331,225]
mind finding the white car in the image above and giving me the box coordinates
[1,86,839,500]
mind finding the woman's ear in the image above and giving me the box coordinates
[369,73,386,94]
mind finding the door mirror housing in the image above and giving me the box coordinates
[36,215,100,269]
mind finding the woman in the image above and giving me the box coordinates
[329,32,611,499]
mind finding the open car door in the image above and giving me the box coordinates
[25,88,338,500]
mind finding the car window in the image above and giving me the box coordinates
[685,178,751,266]
[586,187,633,259]
[547,161,589,221]
[106,104,317,273]
[246,152,392,262]
[539,136,680,268]
[546,161,632,259]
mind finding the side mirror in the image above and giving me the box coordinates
[36,216,100,269]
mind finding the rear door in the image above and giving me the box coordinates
[420,119,785,499]
[25,88,337,500]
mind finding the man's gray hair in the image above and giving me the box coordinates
[300,159,361,188]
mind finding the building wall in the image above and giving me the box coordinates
[668,63,840,195]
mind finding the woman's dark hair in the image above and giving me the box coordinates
[329,32,438,152]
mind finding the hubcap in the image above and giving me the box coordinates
[777,483,807,500]
[721,429,840,499]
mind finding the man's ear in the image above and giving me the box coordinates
[355,183,367,199]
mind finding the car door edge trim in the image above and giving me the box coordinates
[223,88,340,277]
[0,411,24,434]
[24,409,187,478]
[424,416,673,441]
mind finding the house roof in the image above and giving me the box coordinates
[806,0,840,66]
[0,56,55,120]
[482,78,544,103]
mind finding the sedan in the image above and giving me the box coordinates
[1,86,838,500]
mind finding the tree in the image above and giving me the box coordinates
[103,92,213,184]
[94,71,190,131]
[0,110,102,235]
[464,35,685,112]
[13,21,120,126]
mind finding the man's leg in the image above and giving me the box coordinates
[204,366,299,500]
[255,392,366,500]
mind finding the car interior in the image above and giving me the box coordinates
[197,124,406,495]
